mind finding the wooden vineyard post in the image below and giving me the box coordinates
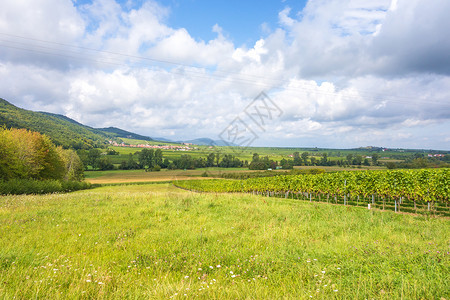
[344,180,347,205]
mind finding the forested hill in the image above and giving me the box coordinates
[0,98,151,149]
[97,127,152,141]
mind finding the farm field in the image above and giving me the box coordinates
[0,183,448,299]
[84,168,288,184]
[85,166,385,185]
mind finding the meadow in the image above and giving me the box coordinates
[0,183,448,299]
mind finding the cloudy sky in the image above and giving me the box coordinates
[0,0,449,149]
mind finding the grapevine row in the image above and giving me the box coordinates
[174,169,449,205]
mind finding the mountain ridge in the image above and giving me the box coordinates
[0,98,229,148]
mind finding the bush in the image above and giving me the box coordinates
[0,179,92,195]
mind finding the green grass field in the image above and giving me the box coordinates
[0,183,448,299]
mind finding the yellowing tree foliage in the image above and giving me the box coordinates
[0,127,84,181]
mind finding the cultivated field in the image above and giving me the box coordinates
[0,183,448,299]
[84,168,283,184]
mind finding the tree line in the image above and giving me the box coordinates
[0,127,84,181]
[77,149,247,171]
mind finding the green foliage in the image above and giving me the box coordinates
[56,148,84,181]
[249,154,274,170]
[0,178,91,195]
[177,168,449,204]
[138,148,154,169]
[106,148,119,155]
[120,153,140,170]
[0,98,113,149]
[0,127,85,181]
[97,126,152,141]
[98,157,114,171]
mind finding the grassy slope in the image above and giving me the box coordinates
[0,184,448,299]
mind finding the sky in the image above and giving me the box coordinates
[0,0,449,149]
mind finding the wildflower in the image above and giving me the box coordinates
[209,266,213,269]
[321,271,325,274]
[86,280,91,282]
[337,267,341,270]
[184,276,189,279]
[231,275,236,278]
[98,282,104,285]
[307,260,311,263]
[334,289,338,292]
[313,259,317,261]
[198,268,202,271]
[230,271,233,274]
[216,265,221,268]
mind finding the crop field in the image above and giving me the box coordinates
[84,168,282,184]
[0,183,448,299]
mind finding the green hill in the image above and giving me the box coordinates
[98,127,152,141]
[0,98,116,149]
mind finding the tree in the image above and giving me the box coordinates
[106,148,119,155]
[320,153,328,166]
[162,158,170,169]
[215,153,221,167]
[346,154,353,165]
[301,152,309,166]
[0,127,78,181]
[76,149,89,170]
[98,157,114,170]
[154,149,163,167]
[280,158,293,169]
[206,153,215,167]
[138,149,154,169]
[353,155,363,166]
[88,149,101,170]
[120,153,139,170]
[293,152,301,166]
[372,153,379,166]
[56,147,84,181]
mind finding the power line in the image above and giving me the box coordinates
[0,32,448,107]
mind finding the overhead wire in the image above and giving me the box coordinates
[0,32,448,107]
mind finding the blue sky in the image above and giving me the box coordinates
[73,0,308,46]
[1,0,449,149]
[166,0,308,46]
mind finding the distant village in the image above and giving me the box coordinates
[109,141,197,151]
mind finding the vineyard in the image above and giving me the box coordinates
[175,168,450,216]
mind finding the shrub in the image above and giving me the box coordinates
[0,179,92,195]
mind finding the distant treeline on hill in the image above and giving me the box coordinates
[0,98,152,149]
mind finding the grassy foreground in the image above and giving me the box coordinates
[0,184,448,299]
